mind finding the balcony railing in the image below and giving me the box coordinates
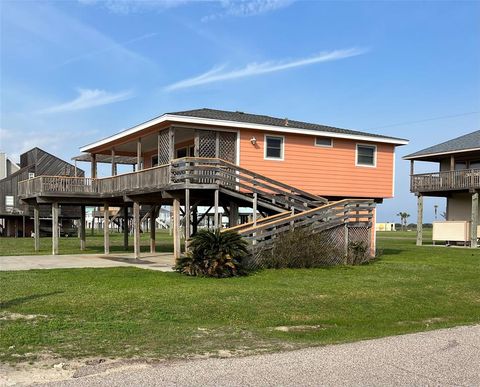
[411,168,480,193]
[18,164,171,198]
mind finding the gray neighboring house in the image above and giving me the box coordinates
[0,148,84,237]
[404,130,480,247]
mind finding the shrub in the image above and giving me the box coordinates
[175,229,249,278]
[255,228,344,269]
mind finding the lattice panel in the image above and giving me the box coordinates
[218,132,236,163]
[158,129,170,165]
[198,130,217,158]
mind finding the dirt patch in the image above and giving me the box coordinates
[273,325,328,332]
[0,311,47,321]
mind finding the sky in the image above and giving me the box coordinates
[1,0,479,223]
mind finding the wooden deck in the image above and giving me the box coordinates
[411,168,480,193]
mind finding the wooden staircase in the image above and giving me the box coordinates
[172,158,375,252]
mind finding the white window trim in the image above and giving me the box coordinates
[314,137,333,148]
[356,144,377,168]
[264,134,285,161]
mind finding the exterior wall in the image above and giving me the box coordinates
[239,129,395,198]
[447,192,478,221]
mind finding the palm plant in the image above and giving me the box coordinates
[396,212,410,231]
[175,229,249,278]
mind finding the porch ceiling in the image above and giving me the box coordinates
[91,127,194,156]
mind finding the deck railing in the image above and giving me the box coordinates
[18,157,328,207]
[411,168,480,193]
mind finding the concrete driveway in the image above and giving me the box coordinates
[0,253,175,272]
[37,324,480,386]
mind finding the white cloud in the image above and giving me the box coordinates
[78,0,188,14]
[59,32,158,67]
[164,48,368,91]
[38,89,133,114]
[203,0,294,22]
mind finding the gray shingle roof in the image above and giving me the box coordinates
[169,108,408,143]
[404,130,480,159]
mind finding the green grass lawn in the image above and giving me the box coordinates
[0,230,176,256]
[0,235,479,364]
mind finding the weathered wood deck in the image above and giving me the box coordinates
[411,168,480,193]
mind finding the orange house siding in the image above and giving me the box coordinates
[239,129,395,199]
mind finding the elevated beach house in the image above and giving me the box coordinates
[404,130,480,247]
[1,148,83,238]
[18,109,408,257]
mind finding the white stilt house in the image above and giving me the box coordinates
[404,130,480,247]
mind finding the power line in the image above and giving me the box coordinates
[367,111,480,130]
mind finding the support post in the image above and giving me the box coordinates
[185,189,191,251]
[91,154,97,178]
[111,148,117,176]
[192,206,198,235]
[150,205,157,254]
[80,205,86,251]
[34,203,40,252]
[137,138,142,171]
[133,201,140,259]
[123,206,129,250]
[450,155,455,171]
[168,127,175,183]
[416,194,423,246]
[52,202,59,255]
[214,189,219,229]
[173,198,181,259]
[410,160,414,176]
[229,201,239,227]
[471,191,478,248]
[104,203,110,254]
[253,192,258,226]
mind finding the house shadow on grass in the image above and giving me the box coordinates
[0,291,64,309]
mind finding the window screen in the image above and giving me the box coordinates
[357,145,376,166]
[265,136,283,159]
[315,137,332,147]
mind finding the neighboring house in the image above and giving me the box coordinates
[0,148,84,237]
[18,108,408,257]
[375,222,396,232]
[0,152,20,180]
[404,130,480,247]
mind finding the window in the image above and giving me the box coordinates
[356,144,376,167]
[5,196,14,208]
[455,162,467,170]
[315,137,333,147]
[470,161,480,169]
[151,156,159,167]
[28,172,35,179]
[264,135,284,160]
[176,147,187,158]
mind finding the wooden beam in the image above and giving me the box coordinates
[194,130,200,157]
[450,155,455,171]
[410,160,414,176]
[229,201,239,227]
[91,154,97,178]
[214,189,219,229]
[133,201,140,259]
[123,206,129,251]
[34,203,40,252]
[416,194,423,246]
[104,203,110,254]
[150,205,157,254]
[80,205,86,251]
[471,191,478,248]
[173,198,181,259]
[185,189,191,251]
[253,192,258,226]
[111,148,117,176]
[52,202,59,255]
[137,138,142,171]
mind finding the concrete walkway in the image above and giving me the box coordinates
[41,324,479,386]
[0,253,175,272]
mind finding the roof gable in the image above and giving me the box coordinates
[403,130,480,160]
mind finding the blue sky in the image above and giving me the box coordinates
[1,0,479,222]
